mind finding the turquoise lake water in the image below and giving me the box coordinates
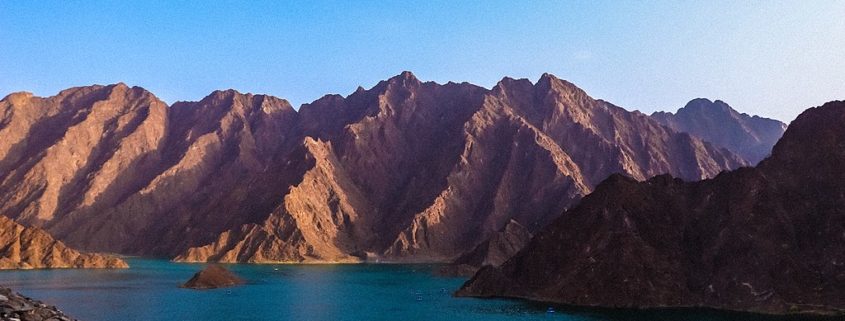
[0,259,824,321]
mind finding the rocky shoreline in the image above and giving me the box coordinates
[0,286,76,321]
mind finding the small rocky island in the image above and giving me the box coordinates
[181,265,244,289]
[0,286,77,321]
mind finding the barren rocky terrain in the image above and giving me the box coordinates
[0,73,774,263]
[458,101,845,315]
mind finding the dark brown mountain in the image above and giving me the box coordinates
[0,216,127,269]
[0,72,746,263]
[457,101,845,316]
[651,98,786,164]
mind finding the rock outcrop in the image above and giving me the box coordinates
[651,98,786,164]
[0,216,127,269]
[0,286,78,321]
[437,220,531,276]
[0,72,749,263]
[457,101,845,316]
[181,265,244,289]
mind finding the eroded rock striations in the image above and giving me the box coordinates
[651,98,786,164]
[0,84,307,258]
[457,101,845,315]
[0,216,126,269]
[0,73,748,264]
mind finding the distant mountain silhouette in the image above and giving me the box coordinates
[652,98,786,164]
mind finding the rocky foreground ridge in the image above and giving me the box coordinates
[0,216,126,269]
[457,101,845,315]
[0,286,78,321]
[0,72,778,263]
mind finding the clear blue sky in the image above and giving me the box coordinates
[1,1,843,122]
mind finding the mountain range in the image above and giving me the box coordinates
[458,100,845,315]
[0,72,784,264]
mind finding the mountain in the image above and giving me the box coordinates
[175,72,745,263]
[651,99,786,164]
[437,220,531,276]
[457,101,845,315]
[0,216,126,269]
[0,84,306,257]
[0,73,746,263]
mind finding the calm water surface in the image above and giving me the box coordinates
[0,259,818,321]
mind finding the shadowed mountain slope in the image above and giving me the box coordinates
[458,100,845,316]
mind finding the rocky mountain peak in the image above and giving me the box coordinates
[492,76,533,94]
[763,100,845,176]
[2,92,35,105]
[535,73,588,99]
[651,99,786,164]
[679,98,734,115]
[385,71,422,89]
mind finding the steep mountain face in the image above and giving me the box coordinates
[0,84,306,256]
[651,98,786,164]
[177,73,744,263]
[0,73,746,263]
[458,101,845,315]
[0,216,126,269]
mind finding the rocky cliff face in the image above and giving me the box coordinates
[0,216,126,269]
[178,73,744,263]
[651,99,786,164]
[0,72,747,263]
[0,85,306,256]
[457,101,845,315]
